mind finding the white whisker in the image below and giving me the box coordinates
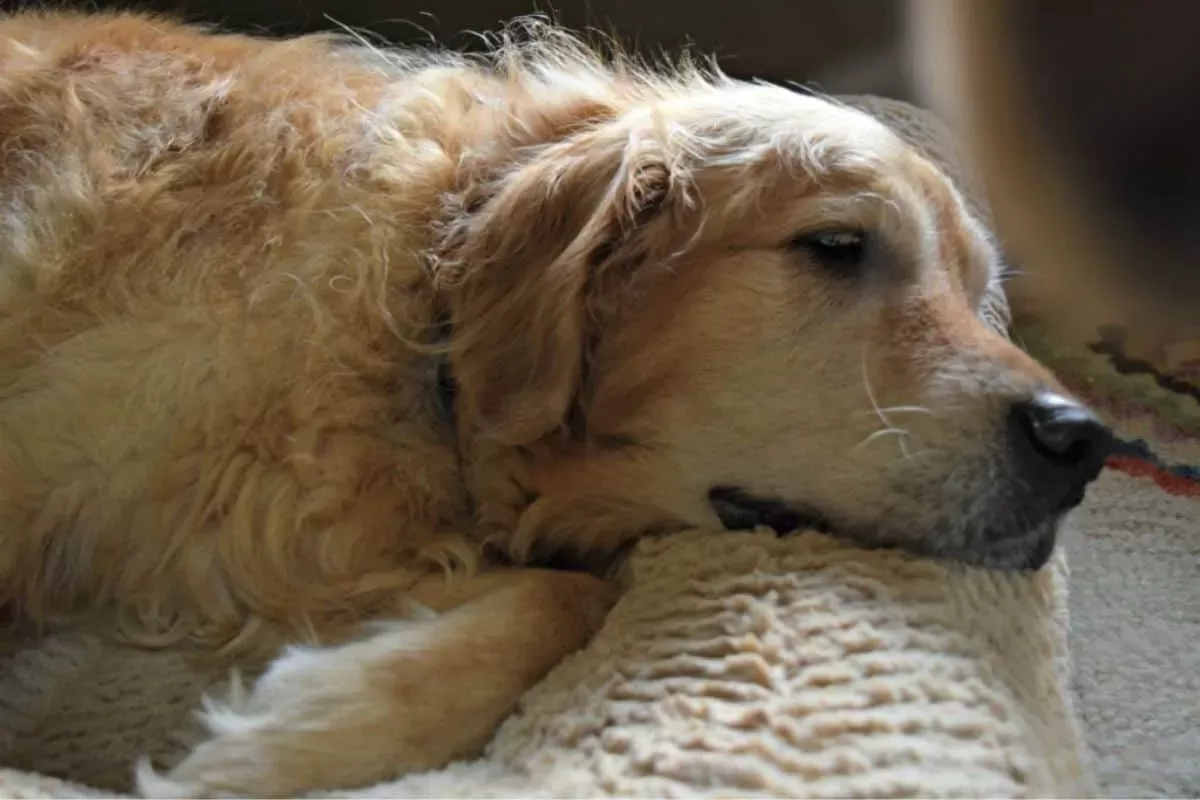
[895,447,940,463]
[852,404,934,418]
[859,343,911,459]
[855,426,910,451]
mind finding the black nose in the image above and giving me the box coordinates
[1008,391,1113,512]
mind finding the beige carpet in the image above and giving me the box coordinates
[1069,467,1200,798]
[1018,316,1200,798]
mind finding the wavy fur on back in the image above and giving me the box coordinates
[0,13,741,648]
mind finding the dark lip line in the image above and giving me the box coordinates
[705,485,1065,572]
[707,485,832,535]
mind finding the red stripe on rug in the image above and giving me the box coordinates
[1106,454,1200,498]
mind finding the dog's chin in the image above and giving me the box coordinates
[953,516,1064,572]
[706,485,1065,573]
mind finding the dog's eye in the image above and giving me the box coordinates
[790,229,868,272]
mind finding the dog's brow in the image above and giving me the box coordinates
[918,174,986,298]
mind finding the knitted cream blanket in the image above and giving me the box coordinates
[0,97,1094,798]
[0,530,1091,798]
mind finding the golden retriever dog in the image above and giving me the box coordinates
[0,11,1113,797]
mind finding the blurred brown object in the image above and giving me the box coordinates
[910,1,1200,335]
[12,0,902,94]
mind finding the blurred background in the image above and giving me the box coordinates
[2,0,914,98]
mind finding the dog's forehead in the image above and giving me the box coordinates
[714,85,889,127]
[649,84,911,198]
[658,84,903,155]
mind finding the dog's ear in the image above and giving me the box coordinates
[436,124,676,445]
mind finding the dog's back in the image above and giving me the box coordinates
[0,13,480,644]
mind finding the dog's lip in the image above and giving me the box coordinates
[1055,482,1092,514]
[705,486,1066,571]
[1020,523,1060,571]
[705,485,1066,573]
[706,485,832,535]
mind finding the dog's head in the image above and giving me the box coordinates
[436,80,1111,571]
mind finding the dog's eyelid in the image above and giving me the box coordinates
[787,227,871,275]
[784,225,866,244]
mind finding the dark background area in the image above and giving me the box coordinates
[0,0,908,94]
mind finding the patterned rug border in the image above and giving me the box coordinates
[1108,437,1200,497]
[1014,316,1200,440]
[1089,325,1200,406]
[1013,317,1200,498]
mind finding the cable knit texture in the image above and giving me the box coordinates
[0,96,1104,798]
[0,529,1089,798]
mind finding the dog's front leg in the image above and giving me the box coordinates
[137,568,617,798]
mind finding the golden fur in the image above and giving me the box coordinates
[0,11,1088,796]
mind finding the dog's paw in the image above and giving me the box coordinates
[134,572,619,798]
[136,739,269,799]
[136,643,400,798]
